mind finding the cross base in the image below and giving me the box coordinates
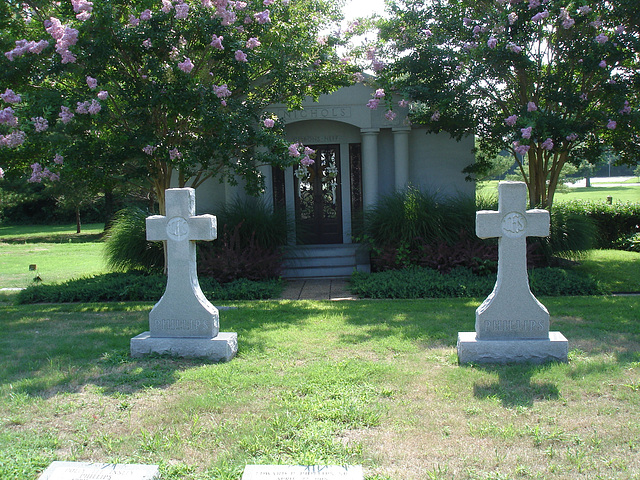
[457,331,568,365]
[130,332,238,362]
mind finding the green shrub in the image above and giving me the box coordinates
[615,232,640,252]
[553,200,640,248]
[350,266,603,299]
[104,207,164,272]
[15,272,283,304]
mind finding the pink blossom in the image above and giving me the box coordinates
[398,99,409,108]
[288,143,301,157]
[508,13,518,25]
[366,99,380,110]
[220,9,237,25]
[86,76,98,90]
[304,146,316,156]
[430,111,440,122]
[541,138,554,150]
[143,145,157,155]
[528,0,540,9]
[210,34,224,49]
[301,155,314,166]
[140,9,152,21]
[202,0,212,7]
[0,167,4,178]
[71,0,93,14]
[374,89,385,99]
[234,50,248,62]
[32,117,49,132]
[213,84,232,99]
[59,106,74,124]
[29,40,49,54]
[527,101,537,112]
[487,37,498,49]
[254,10,271,24]
[372,59,386,72]
[616,25,625,34]
[3,130,25,148]
[599,60,607,68]
[97,91,109,100]
[382,110,396,121]
[619,101,631,114]
[577,6,592,15]
[169,148,182,160]
[566,133,578,142]
[512,141,530,156]
[246,37,261,49]
[263,118,275,128]
[424,29,433,38]
[76,101,89,114]
[236,2,248,9]
[507,43,522,53]
[178,57,194,72]
[129,15,140,26]
[1,89,21,104]
[88,99,101,114]
[161,0,173,13]
[531,10,549,23]
[0,107,18,126]
[143,38,152,49]
[263,0,274,5]
[505,115,518,126]
[53,153,64,164]
[595,33,608,44]
[521,126,532,139]
[175,3,189,19]
[562,18,575,29]
[606,120,617,130]
[76,11,91,21]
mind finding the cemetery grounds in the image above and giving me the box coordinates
[0,199,639,479]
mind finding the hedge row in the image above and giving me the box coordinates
[553,200,640,248]
[16,272,284,304]
[349,266,604,299]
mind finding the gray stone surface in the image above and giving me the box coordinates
[457,331,569,365]
[130,188,237,361]
[242,465,363,480]
[38,461,159,480]
[458,181,568,364]
[131,331,238,362]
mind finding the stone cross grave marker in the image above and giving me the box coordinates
[242,465,364,480]
[457,181,568,364]
[130,188,237,361]
[38,461,159,480]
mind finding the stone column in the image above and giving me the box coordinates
[361,128,380,208]
[393,127,411,191]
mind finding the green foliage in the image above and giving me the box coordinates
[350,266,603,299]
[15,272,283,304]
[615,232,640,252]
[0,0,355,209]
[369,0,640,208]
[104,207,164,272]
[552,200,640,248]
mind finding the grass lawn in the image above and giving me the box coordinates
[572,249,640,293]
[1,297,639,480]
[477,181,640,204]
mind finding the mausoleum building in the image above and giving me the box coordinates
[194,82,475,277]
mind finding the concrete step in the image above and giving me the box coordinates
[281,244,370,279]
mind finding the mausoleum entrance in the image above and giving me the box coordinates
[294,144,343,244]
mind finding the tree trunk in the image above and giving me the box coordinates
[75,206,81,234]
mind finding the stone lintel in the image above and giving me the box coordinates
[457,331,568,365]
[130,332,237,362]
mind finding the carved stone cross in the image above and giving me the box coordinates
[145,188,218,338]
[475,181,550,340]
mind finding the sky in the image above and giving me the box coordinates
[342,0,387,21]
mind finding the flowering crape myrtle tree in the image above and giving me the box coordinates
[368,0,640,208]
[0,0,354,213]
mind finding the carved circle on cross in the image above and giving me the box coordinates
[501,212,527,238]
[166,216,190,241]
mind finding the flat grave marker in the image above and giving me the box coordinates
[242,465,364,480]
[38,461,159,480]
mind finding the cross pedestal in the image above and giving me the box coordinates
[457,182,567,364]
[130,188,237,362]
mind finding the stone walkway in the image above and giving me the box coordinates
[279,278,356,300]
